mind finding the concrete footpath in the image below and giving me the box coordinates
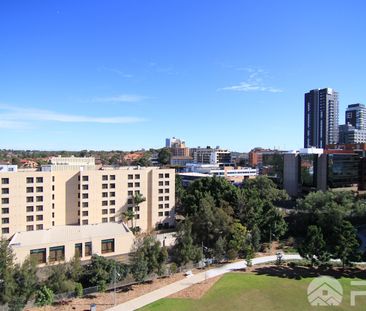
[107,254,301,311]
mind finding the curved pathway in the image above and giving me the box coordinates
[107,254,301,311]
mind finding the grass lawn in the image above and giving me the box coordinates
[139,271,366,311]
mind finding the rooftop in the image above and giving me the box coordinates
[9,222,132,248]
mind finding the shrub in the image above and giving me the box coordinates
[74,282,83,298]
[35,286,54,307]
[169,263,177,275]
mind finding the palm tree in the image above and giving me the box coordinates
[122,209,135,229]
[132,193,146,228]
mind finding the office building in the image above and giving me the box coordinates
[0,157,176,240]
[345,103,366,130]
[304,88,339,148]
[190,147,232,165]
[284,148,360,196]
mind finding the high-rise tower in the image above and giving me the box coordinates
[304,88,339,148]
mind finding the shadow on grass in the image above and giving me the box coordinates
[253,265,366,280]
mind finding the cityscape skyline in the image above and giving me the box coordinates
[1,1,365,151]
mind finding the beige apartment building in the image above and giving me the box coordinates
[0,157,176,241]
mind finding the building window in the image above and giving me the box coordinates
[102,209,108,215]
[159,204,163,209]
[127,198,133,204]
[128,191,133,196]
[135,214,140,219]
[159,189,163,194]
[109,208,115,214]
[135,174,140,179]
[26,206,33,212]
[128,174,133,180]
[2,218,9,224]
[165,196,169,201]
[102,184,108,189]
[102,192,108,198]
[165,181,170,186]
[52,185,55,191]
[159,181,163,186]
[82,211,88,216]
[1,178,9,185]
[82,176,89,182]
[165,174,170,178]
[82,219,88,225]
[26,225,34,231]
[165,211,169,216]
[109,216,115,222]
[26,187,34,193]
[158,196,163,201]
[82,185,89,190]
[52,176,55,182]
[158,212,163,216]
[110,200,115,206]
[101,239,115,254]
[165,203,169,209]
[110,183,115,189]
[128,183,133,188]
[159,174,163,178]
[2,198,9,204]
[36,205,43,211]
[102,217,108,223]
[36,177,43,183]
[102,201,108,206]
[36,196,43,202]
[2,208,9,214]
[30,248,46,264]
[52,212,55,218]
[1,188,9,195]
[1,228,9,234]
[75,243,82,258]
[85,242,92,256]
[26,177,34,184]
[36,186,43,192]
[165,189,170,193]
[26,215,34,222]
[82,202,88,208]
[49,246,65,262]
[134,182,140,187]
[102,175,108,181]
[36,224,43,230]
[110,192,115,197]
[110,175,115,181]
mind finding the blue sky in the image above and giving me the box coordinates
[0,0,365,152]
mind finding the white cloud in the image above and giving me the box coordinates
[91,94,146,103]
[0,120,29,129]
[0,104,145,126]
[220,82,283,93]
[218,67,283,93]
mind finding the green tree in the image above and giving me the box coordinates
[130,235,168,282]
[8,257,38,311]
[213,236,226,262]
[228,222,251,257]
[158,148,171,165]
[334,220,361,269]
[298,225,326,266]
[172,220,202,266]
[0,239,16,304]
[82,255,128,290]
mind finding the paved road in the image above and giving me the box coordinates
[107,254,301,311]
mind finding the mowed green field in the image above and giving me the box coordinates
[139,272,366,311]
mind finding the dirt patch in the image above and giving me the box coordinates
[26,272,190,311]
[168,275,223,300]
